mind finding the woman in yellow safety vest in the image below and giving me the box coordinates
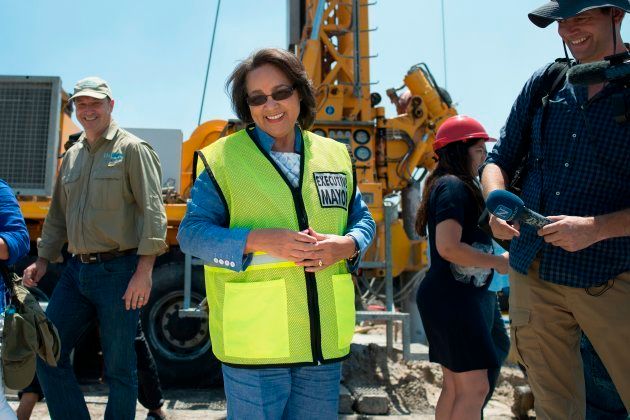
[177,48,375,419]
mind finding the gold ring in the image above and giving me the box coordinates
[318,259,323,267]
[138,297,145,300]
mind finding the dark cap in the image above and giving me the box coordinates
[528,0,630,28]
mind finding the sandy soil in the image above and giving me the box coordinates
[7,342,533,418]
[343,342,532,418]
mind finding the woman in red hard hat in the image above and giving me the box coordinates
[415,115,509,419]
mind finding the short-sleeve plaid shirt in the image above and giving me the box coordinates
[486,64,630,288]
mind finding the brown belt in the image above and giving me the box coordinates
[76,248,138,264]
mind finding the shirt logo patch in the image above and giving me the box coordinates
[104,152,124,166]
[313,172,348,210]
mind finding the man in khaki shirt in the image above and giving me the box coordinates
[23,76,167,420]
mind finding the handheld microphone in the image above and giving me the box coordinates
[486,190,551,229]
[567,60,630,85]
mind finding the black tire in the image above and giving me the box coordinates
[141,262,222,387]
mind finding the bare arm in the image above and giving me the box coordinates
[122,254,156,310]
[480,163,509,199]
[23,257,49,287]
[436,219,508,274]
[595,208,630,240]
[539,208,630,252]
[480,163,520,240]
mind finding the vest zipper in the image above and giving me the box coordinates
[246,127,324,364]
[293,195,324,365]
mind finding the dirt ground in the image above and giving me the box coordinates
[343,342,532,418]
[7,342,533,419]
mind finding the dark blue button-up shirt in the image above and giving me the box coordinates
[486,64,630,287]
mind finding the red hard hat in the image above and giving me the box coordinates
[432,115,496,152]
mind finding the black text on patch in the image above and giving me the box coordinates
[313,172,348,210]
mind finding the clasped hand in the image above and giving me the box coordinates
[251,228,355,272]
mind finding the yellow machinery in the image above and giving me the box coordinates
[4,0,457,381]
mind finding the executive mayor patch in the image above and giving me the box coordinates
[313,172,349,210]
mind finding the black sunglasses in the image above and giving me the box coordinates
[246,85,295,106]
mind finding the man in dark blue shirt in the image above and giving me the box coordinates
[481,1,630,418]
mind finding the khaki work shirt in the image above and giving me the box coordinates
[38,120,168,261]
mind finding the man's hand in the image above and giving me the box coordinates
[0,238,9,261]
[296,228,356,273]
[489,214,520,240]
[122,255,155,310]
[22,257,49,288]
[494,252,510,275]
[246,228,320,262]
[538,215,598,252]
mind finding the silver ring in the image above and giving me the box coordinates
[318,259,323,267]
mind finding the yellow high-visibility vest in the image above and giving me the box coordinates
[196,126,356,367]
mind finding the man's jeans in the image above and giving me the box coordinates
[222,362,342,420]
[481,291,510,407]
[25,321,164,411]
[582,334,628,420]
[136,321,164,411]
[37,255,140,420]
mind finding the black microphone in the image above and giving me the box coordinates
[567,60,630,85]
[486,190,551,229]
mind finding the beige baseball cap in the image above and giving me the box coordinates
[69,76,113,101]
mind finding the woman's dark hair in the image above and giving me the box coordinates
[226,48,317,129]
[415,139,486,236]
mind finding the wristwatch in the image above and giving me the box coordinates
[345,234,360,260]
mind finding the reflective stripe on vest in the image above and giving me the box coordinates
[203,253,295,273]
[197,127,356,367]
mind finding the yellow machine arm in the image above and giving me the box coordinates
[290,0,457,275]
[291,0,456,195]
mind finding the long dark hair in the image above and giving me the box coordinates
[226,48,317,129]
[415,140,485,236]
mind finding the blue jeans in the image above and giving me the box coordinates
[222,362,342,420]
[481,291,510,408]
[582,334,628,420]
[37,255,140,420]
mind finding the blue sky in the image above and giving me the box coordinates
[1,0,628,140]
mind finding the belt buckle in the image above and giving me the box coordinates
[79,254,98,264]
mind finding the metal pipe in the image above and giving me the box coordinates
[197,0,223,126]
[402,313,411,360]
[184,252,192,310]
[352,0,362,98]
[384,197,396,351]
[310,0,327,40]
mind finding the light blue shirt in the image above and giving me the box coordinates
[489,241,510,292]
[177,126,376,272]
